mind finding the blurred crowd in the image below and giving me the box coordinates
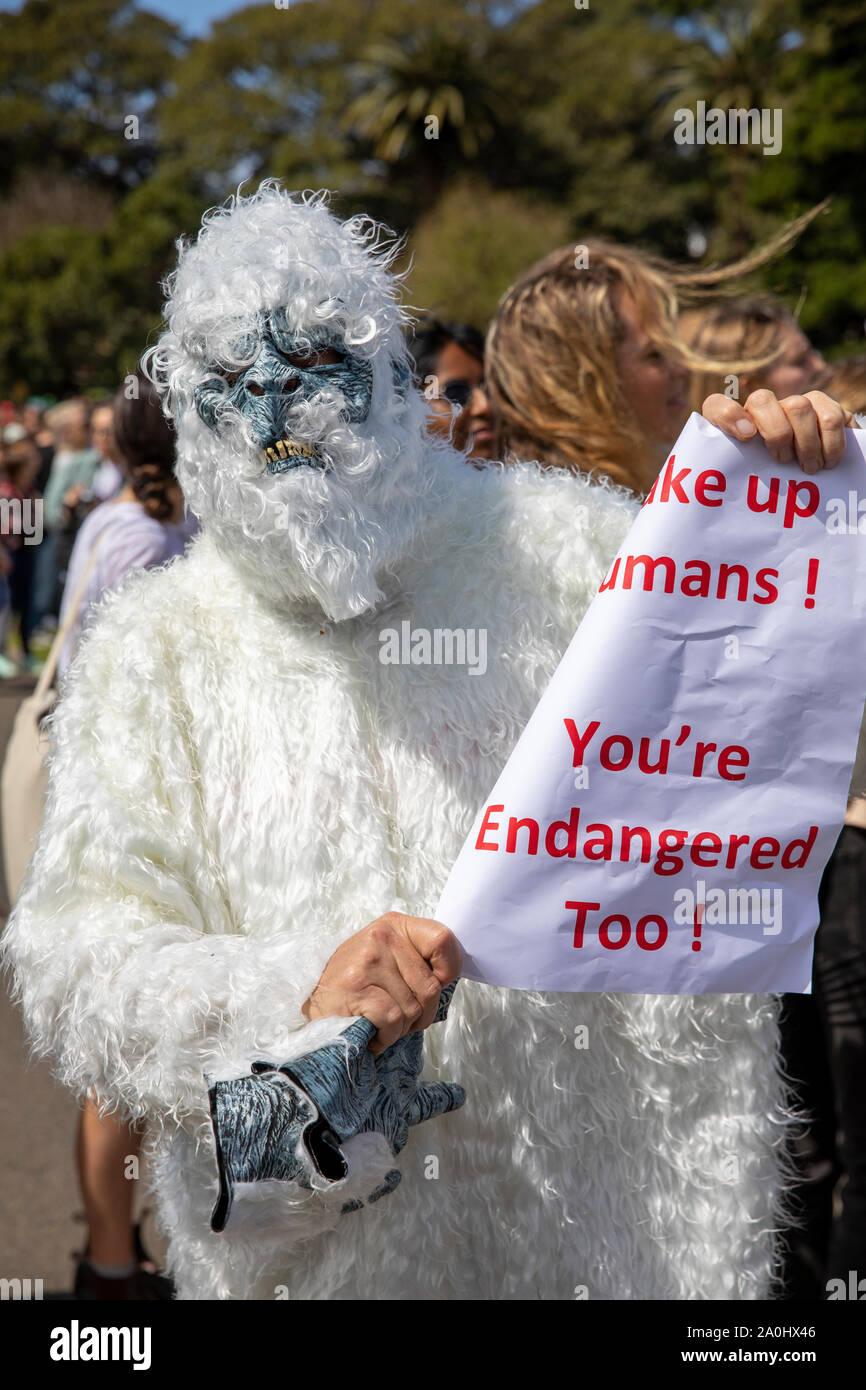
[0,386,197,680]
[2,228,866,1302]
[3,291,866,684]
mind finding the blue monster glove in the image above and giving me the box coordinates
[207,983,463,1233]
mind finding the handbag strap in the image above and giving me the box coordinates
[34,526,108,700]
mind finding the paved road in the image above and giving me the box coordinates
[0,674,163,1296]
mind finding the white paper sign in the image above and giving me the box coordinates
[437,414,866,993]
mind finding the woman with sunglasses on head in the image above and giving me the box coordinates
[408,319,499,462]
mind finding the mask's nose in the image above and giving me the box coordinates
[245,344,300,397]
[241,345,301,443]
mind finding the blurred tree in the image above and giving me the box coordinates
[341,26,507,211]
[748,0,866,345]
[654,1,802,257]
[158,0,387,203]
[403,178,571,328]
[508,0,703,258]
[1,0,865,390]
[0,170,205,395]
[0,225,113,395]
[0,0,184,194]
[0,171,115,259]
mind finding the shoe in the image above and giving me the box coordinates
[30,620,58,646]
[73,1223,174,1301]
[0,654,20,679]
[73,1257,175,1301]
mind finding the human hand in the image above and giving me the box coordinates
[302,911,462,1055]
[62,483,84,509]
[702,389,855,474]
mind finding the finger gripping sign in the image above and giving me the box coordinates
[436,414,866,993]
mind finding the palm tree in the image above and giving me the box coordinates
[341,31,503,209]
[659,0,800,256]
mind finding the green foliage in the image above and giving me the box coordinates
[0,0,183,195]
[403,179,572,329]
[1,0,865,392]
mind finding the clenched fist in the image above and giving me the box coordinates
[302,911,462,1055]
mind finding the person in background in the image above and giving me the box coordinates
[804,350,866,1295]
[681,295,826,414]
[60,369,197,1299]
[31,398,99,633]
[486,241,707,494]
[407,319,499,461]
[486,241,834,495]
[0,431,42,673]
[0,540,14,678]
[679,293,847,1296]
[22,397,56,495]
[817,356,866,419]
[89,402,125,503]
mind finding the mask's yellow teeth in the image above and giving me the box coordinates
[264,438,320,464]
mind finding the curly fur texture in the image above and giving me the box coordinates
[2,185,794,1300]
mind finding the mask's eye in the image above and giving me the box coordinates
[285,346,345,369]
[268,308,346,366]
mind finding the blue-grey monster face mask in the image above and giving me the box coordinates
[193,309,374,474]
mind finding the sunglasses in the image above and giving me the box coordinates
[439,378,485,409]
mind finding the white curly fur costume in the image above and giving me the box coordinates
[3,184,790,1300]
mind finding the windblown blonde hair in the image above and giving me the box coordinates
[816,355,866,417]
[486,207,824,496]
[681,296,801,414]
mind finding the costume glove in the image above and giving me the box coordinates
[208,982,463,1232]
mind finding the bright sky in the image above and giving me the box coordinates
[0,0,250,37]
[135,0,248,34]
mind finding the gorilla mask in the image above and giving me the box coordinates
[145,183,440,622]
[193,312,374,475]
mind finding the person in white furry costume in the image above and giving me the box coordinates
[5,182,845,1302]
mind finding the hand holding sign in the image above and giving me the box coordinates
[436,413,866,994]
[702,387,854,471]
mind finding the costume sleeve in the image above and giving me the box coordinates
[1,580,337,1130]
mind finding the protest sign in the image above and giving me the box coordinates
[436,414,866,993]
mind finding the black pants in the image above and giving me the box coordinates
[778,825,866,1296]
[8,541,36,656]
